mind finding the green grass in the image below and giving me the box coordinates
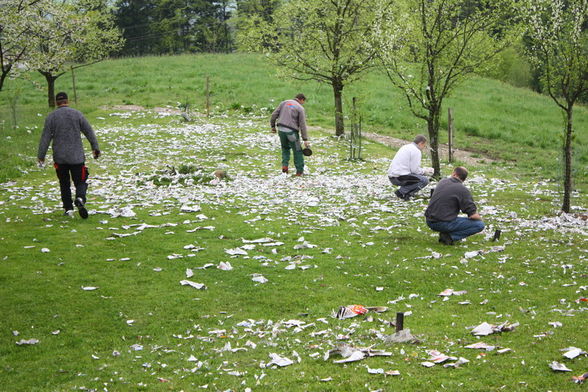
[1,53,587,188]
[0,109,587,391]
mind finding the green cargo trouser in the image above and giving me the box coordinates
[278,127,304,174]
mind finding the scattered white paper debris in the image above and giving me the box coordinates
[225,248,248,256]
[562,347,586,359]
[251,274,268,284]
[180,205,201,213]
[266,353,294,367]
[180,280,207,290]
[218,262,233,271]
[16,338,39,345]
[549,361,572,372]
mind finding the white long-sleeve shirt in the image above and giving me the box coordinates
[387,142,424,177]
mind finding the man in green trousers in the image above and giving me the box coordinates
[270,93,310,176]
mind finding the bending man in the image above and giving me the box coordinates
[387,134,429,200]
[38,92,100,219]
[425,166,484,245]
[270,93,309,176]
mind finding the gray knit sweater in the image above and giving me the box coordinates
[37,106,99,165]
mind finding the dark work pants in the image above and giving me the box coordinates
[54,163,88,211]
[389,174,429,198]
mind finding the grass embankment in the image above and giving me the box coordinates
[0,53,587,188]
[0,109,586,391]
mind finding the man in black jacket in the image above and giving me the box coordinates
[425,167,484,245]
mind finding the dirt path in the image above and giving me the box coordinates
[362,132,496,166]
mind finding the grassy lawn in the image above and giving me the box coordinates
[0,104,587,391]
[1,53,587,188]
[1,53,587,390]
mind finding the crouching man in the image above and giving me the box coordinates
[387,134,431,200]
[425,166,484,245]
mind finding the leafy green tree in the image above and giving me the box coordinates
[28,0,123,107]
[245,0,398,136]
[234,0,281,51]
[377,0,519,177]
[0,0,42,91]
[525,0,588,213]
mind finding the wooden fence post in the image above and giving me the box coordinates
[448,107,454,162]
[395,312,404,332]
[205,76,210,117]
[71,66,78,105]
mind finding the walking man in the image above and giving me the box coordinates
[270,93,310,176]
[387,134,430,200]
[37,92,100,218]
[425,166,485,245]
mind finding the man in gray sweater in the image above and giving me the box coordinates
[270,93,310,176]
[37,92,100,218]
[425,166,484,245]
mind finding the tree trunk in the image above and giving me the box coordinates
[562,106,573,213]
[0,64,12,91]
[332,80,345,136]
[40,71,59,108]
[427,107,441,178]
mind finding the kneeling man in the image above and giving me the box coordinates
[387,134,430,200]
[425,166,484,245]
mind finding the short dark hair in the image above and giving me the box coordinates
[55,91,68,101]
[413,134,427,144]
[453,166,468,181]
[295,93,306,101]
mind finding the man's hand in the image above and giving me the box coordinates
[469,213,482,221]
[93,150,101,159]
[303,141,310,148]
[271,127,277,133]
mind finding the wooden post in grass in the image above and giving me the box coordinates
[71,66,78,105]
[448,107,454,162]
[349,97,362,160]
[205,76,210,117]
[395,312,404,332]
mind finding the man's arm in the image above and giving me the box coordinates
[460,187,480,219]
[79,116,100,152]
[270,102,283,131]
[298,106,308,141]
[37,117,53,163]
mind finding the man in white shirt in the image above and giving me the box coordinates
[387,135,430,200]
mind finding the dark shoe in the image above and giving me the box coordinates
[395,190,410,200]
[75,197,88,219]
[492,229,501,242]
[282,166,289,174]
[439,232,454,245]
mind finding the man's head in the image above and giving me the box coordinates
[295,93,306,104]
[55,92,68,106]
[452,166,468,181]
[413,134,427,150]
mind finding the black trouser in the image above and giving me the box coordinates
[54,163,89,211]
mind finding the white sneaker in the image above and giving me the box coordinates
[64,210,74,218]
